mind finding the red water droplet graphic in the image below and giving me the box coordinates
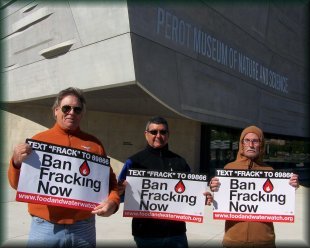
[79,161,90,176]
[175,180,186,193]
[263,178,274,193]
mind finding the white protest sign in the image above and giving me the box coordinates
[213,169,295,223]
[16,139,110,211]
[123,169,208,223]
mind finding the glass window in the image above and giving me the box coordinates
[208,127,239,178]
[264,136,310,184]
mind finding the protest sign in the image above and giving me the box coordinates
[213,169,295,223]
[16,139,110,211]
[123,169,208,223]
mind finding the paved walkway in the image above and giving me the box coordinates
[2,185,309,247]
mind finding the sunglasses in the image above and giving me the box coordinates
[61,105,83,115]
[147,130,168,135]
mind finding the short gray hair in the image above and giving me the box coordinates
[145,116,169,131]
[52,87,86,112]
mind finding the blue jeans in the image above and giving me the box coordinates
[134,234,188,248]
[27,216,96,248]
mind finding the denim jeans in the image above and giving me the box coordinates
[27,216,96,248]
[134,234,188,248]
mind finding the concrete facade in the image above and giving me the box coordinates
[1,2,309,172]
[3,1,135,100]
[127,2,308,136]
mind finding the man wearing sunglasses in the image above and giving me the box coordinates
[118,116,212,248]
[8,87,120,247]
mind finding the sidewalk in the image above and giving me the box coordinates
[2,186,309,247]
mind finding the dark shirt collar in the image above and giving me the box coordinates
[146,144,169,155]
